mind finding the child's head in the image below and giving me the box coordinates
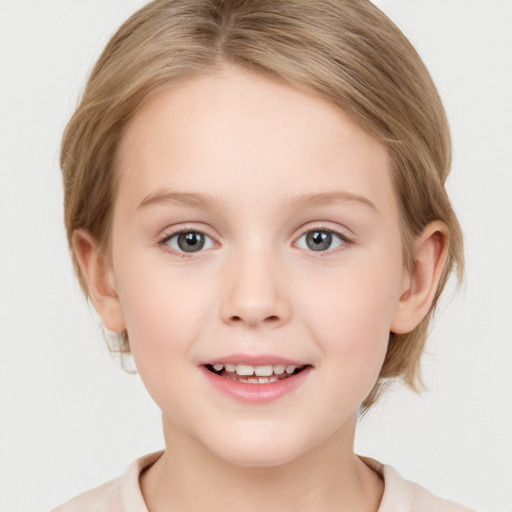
[62,0,463,418]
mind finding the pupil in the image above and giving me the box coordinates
[178,232,205,252]
[307,231,332,251]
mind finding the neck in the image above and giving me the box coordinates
[140,415,383,512]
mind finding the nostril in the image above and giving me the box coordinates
[229,314,281,325]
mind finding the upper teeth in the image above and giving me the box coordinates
[212,363,299,376]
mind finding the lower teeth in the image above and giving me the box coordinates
[226,374,280,384]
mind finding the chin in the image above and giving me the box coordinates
[216,446,301,468]
[203,424,312,468]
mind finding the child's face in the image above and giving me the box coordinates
[107,67,409,466]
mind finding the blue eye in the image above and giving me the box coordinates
[296,230,346,252]
[164,231,215,253]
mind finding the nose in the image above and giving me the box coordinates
[219,248,291,328]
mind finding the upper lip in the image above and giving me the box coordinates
[201,353,309,367]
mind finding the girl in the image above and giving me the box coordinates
[52,1,477,510]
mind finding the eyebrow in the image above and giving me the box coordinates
[289,191,378,213]
[138,189,378,213]
[138,190,217,210]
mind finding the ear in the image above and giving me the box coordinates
[391,221,449,334]
[72,229,126,333]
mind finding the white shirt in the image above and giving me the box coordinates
[51,451,477,512]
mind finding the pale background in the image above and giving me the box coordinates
[0,1,511,511]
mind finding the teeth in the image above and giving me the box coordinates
[254,365,273,377]
[273,364,286,375]
[236,364,255,376]
[227,375,282,384]
[211,363,304,377]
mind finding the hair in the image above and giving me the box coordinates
[61,0,464,413]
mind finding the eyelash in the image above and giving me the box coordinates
[157,226,352,257]
[294,228,350,254]
[157,227,215,258]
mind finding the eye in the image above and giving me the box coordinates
[296,229,347,252]
[163,230,215,253]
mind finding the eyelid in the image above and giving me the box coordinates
[155,222,353,256]
[157,225,219,255]
[295,222,353,242]
[293,224,353,252]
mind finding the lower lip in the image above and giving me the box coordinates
[200,366,312,403]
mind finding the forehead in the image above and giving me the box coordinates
[116,66,395,216]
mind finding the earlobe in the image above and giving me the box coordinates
[72,230,126,333]
[391,221,449,334]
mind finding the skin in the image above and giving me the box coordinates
[74,66,449,511]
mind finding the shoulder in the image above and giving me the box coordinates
[51,451,163,512]
[360,457,478,512]
[51,478,122,512]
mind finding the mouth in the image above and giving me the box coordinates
[201,355,313,402]
[204,362,309,384]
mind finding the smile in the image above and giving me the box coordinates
[205,363,306,384]
[201,357,312,403]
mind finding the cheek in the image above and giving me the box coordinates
[302,257,403,388]
[114,266,212,383]
[116,272,215,435]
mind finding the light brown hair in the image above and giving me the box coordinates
[61,0,464,412]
